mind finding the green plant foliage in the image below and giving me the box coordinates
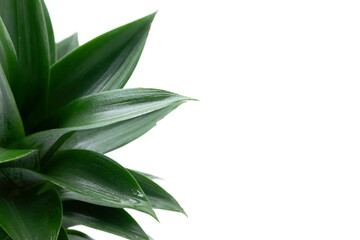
[0,1,192,239]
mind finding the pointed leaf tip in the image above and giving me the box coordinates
[49,12,159,113]
[40,149,157,219]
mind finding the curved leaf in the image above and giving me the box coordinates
[1,168,45,189]
[129,170,185,214]
[0,184,62,240]
[41,0,56,64]
[56,33,79,60]
[0,148,38,170]
[0,0,50,130]
[41,88,190,131]
[0,66,24,146]
[0,17,18,86]
[63,201,148,240]
[58,227,69,240]
[40,149,156,218]
[59,102,183,153]
[66,230,94,240]
[48,13,156,112]
[9,91,191,160]
[0,227,8,240]
[7,129,71,159]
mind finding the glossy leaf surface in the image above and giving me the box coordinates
[0,148,38,170]
[41,150,156,218]
[0,184,62,240]
[42,88,190,131]
[48,13,155,112]
[56,33,79,60]
[7,129,70,159]
[41,0,56,64]
[59,102,183,153]
[0,18,18,85]
[0,66,24,146]
[129,170,185,214]
[66,230,94,240]
[63,201,148,240]
[0,0,50,129]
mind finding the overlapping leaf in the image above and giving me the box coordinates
[0,148,38,170]
[7,129,70,159]
[129,170,185,214]
[0,0,50,130]
[58,227,69,240]
[56,33,79,60]
[0,18,18,86]
[48,13,156,112]
[41,0,56,64]
[10,90,189,160]
[0,66,24,146]
[0,227,8,240]
[0,1,191,239]
[0,183,62,240]
[42,88,190,131]
[59,102,183,153]
[63,201,148,240]
[39,149,156,218]
[66,230,94,240]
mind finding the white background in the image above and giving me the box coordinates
[46,0,360,239]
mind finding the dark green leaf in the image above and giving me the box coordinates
[129,170,185,214]
[9,92,191,159]
[0,17,18,86]
[7,129,70,159]
[66,230,94,240]
[63,201,148,240]
[56,33,79,60]
[41,88,191,131]
[48,13,156,112]
[59,102,183,153]
[0,0,50,132]
[0,66,24,146]
[0,148,38,170]
[41,0,56,64]
[41,150,156,218]
[0,227,8,240]
[0,184,62,240]
[58,227,69,240]
[1,168,45,189]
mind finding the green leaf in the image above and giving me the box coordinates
[0,17,18,86]
[63,201,149,240]
[132,170,161,181]
[0,227,9,240]
[41,88,191,131]
[59,102,183,153]
[66,230,94,240]
[9,92,191,160]
[0,184,62,240]
[0,148,38,170]
[48,13,156,112]
[41,0,56,64]
[0,0,50,132]
[41,149,156,218]
[58,227,69,240]
[7,129,71,159]
[129,170,186,214]
[1,168,45,189]
[56,33,79,60]
[0,66,24,146]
